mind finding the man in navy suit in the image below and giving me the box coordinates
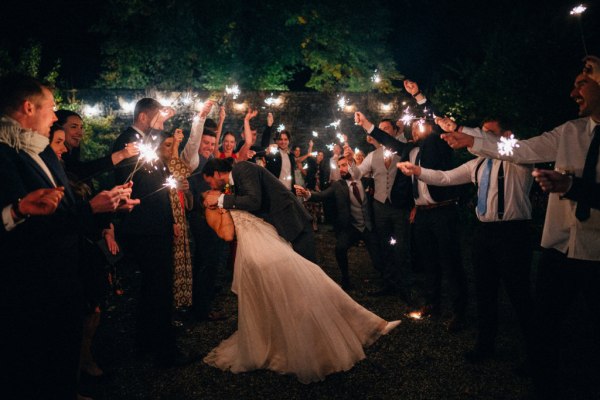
[295,156,382,289]
[112,98,194,367]
[0,74,137,399]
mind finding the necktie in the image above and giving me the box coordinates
[477,158,493,216]
[351,181,363,204]
[576,125,600,221]
[412,150,421,199]
[497,161,504,220]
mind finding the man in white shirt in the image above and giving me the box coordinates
[438,58,600,398]
[399,117,534,366]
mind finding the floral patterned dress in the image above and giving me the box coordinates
[168,158,193,308]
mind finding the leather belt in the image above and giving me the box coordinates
[415,199,457,210]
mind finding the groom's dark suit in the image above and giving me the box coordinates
[0,142,89,399]
[113,127,176,359]
[222,161,316,262]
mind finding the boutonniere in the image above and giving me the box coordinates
[223,183,234,195]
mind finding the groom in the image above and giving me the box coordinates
[202,158,316,262]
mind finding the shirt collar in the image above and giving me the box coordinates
[229,172,235,186]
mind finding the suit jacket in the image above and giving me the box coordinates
[308,178,374,232]
[112,127,174,236]
[260,125,296,188]
[0,143,89,311]
[370,126,457,203]
[222,161,311,243]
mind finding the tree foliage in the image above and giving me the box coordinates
[92,0,402,92]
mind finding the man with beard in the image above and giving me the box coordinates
[295,156,382,289]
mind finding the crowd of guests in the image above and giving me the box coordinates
[1,54,599,399]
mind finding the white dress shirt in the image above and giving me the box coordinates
[279,150,292,190]
[409,147,436,206]
[418,157,533,222]
[464,117,599,261]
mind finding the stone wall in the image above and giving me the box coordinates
[72,89,414,153]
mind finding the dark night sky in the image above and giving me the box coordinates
[1,0,597,89]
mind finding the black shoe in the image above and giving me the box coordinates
[155,349,198,368]
[464,347,494,363]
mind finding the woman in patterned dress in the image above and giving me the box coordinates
[158,129,193,308]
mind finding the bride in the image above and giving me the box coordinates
[203,206,400,384]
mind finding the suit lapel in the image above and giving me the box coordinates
[19,151,55,188]
[39,146,76,204]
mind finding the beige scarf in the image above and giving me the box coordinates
[0,116,56,186]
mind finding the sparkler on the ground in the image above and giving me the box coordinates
[326,119,341,129]
[498,134,520,156]
[570,4,588,55]
[408,311,423,320]
[277,123,286,133]
[312,131,319,137]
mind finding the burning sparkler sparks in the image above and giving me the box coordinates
[383,147,397,159]
[326,143,335,151]
[312,131,319,137]
[277,124,286,133]
[269,146,279,155]
[225,85,240,100]
[337,96,349,111]
[326,120,341,129]
[389,237,397,245]
[164,175,178,190]
[371,69,382,84]
[570,4,586,15]
[401,108,416,125]
[497,134,520,156]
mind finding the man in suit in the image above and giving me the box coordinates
[0,74,137,399]
[112,98,191,367]
[439,56,600,398]
[399,117,535,365]
[346,113,414,301]
[202,158,316,262]
[261,118,296,190]
[295,156,382,289]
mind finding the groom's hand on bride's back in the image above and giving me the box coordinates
[203,190,221,208]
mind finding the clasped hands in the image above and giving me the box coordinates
[90,181,140,213]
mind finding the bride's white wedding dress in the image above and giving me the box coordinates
[203,210,400,384]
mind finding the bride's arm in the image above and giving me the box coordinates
[205,207,235,241]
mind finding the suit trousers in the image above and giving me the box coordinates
[472,220,533,355]
[125,234,176,355]
[413,203,467,315]
[533,248,600,398]
[373,201,412,291]
[291,220,317,263]
[335,226,382,283]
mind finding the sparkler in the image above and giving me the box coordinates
[354,147,360,154]
[389,237,397,245]
[400,108,416,125]
[417,118,426,133]
[303,163,309,169]
[383,147,397,159]
[407,311,423,320]
[312,131,319,137]
[337,96,349,111]
[570,4,588,55]
[371,69,382,84]
[164,175,178,190]
[336,133,345,143]
[277,123,286,133]
[123,141,160,183]
[310,151,318,157]
[269,146,279,155]
[326,119,341,129]
[497,134,520,156]
[225,85,240,99]
[326,143,335,151]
